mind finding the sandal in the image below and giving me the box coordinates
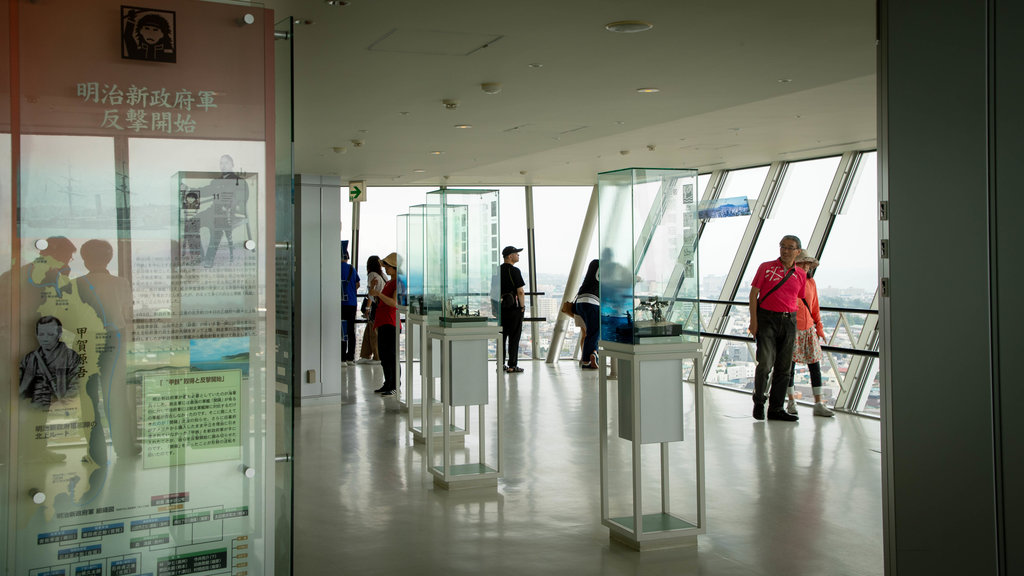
[505,366,524,373]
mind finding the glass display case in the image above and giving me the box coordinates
[402,205,429,315]
[424,189,500,326]
[396,213,410,308]
[598,168,700,346]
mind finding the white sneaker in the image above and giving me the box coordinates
[813,402,835,417]
[786,398,798,414]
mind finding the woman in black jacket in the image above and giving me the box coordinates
[572,259,600,369]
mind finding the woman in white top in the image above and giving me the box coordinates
[357,255,385,363]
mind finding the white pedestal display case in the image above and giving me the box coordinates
[406,312,459,444]
[424,324,503,489]
[421,188,503,490]
[597,167,704,550]
[599,342,705,550]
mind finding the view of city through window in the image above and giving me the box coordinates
[353,153,879,415]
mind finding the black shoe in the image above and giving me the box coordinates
[381,389,396,397]
[373,386,387,394]
[767,409,799,422]
[753,404,765,420]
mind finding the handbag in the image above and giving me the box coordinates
[560,300,574,317]
[361,296,376,320]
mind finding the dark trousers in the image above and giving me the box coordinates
[753,308,797,411]
[342,305,357,361]
[574,302,600,362]
[790,361,823,392]
[501,306,524,367]
[377,324,399,391]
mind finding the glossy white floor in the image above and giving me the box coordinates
[293,359,883,576]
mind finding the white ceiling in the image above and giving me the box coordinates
[264,0,876,186]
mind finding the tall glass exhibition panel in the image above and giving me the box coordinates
[400,207,444,440]
[1,0,13,565]
[597,168,704,550]
[402,205,428,316]
[422,189,502,489]
[598,168,700,345]
[5,1,278,574]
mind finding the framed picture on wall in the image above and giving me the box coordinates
[121,6,177,63]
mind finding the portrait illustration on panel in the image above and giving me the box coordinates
[121,6,177,63]
[19,315,81,409]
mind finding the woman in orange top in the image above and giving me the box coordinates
[787,251,834,417]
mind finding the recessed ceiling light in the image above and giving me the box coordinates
[778,78,793,83]
[325,0,349,5]
[430,151,444,155]
[413,169,426,173]
[454,124,472,129]
[528,63,544,69]
[605,20,654,33]
[636,87,660,93]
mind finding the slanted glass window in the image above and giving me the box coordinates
[531,186,596,359]
[817,151,879,414]
[697,166,769,302]
[818,152,878,306]
[739,156,841,289]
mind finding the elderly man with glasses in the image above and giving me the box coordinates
[748,235,807,421]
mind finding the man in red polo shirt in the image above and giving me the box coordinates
[748,235,807,421]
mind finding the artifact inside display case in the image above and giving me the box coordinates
[423,189,500,326]
[598,168,700,345]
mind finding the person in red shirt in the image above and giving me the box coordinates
[748,235,807,421]
[370,252,401,396]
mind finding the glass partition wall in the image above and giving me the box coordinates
[273,14,295,576]
[5,1,279,574]
[1,0,12,565]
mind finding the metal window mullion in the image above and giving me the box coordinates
[525,186,539,359]
[694,169,725,368]
[756,162,788,223]
[696,170,726,239]
[351,196,361,275]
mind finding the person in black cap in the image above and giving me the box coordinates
[499,246,527,373]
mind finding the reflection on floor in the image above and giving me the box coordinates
[293,360,883,576]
